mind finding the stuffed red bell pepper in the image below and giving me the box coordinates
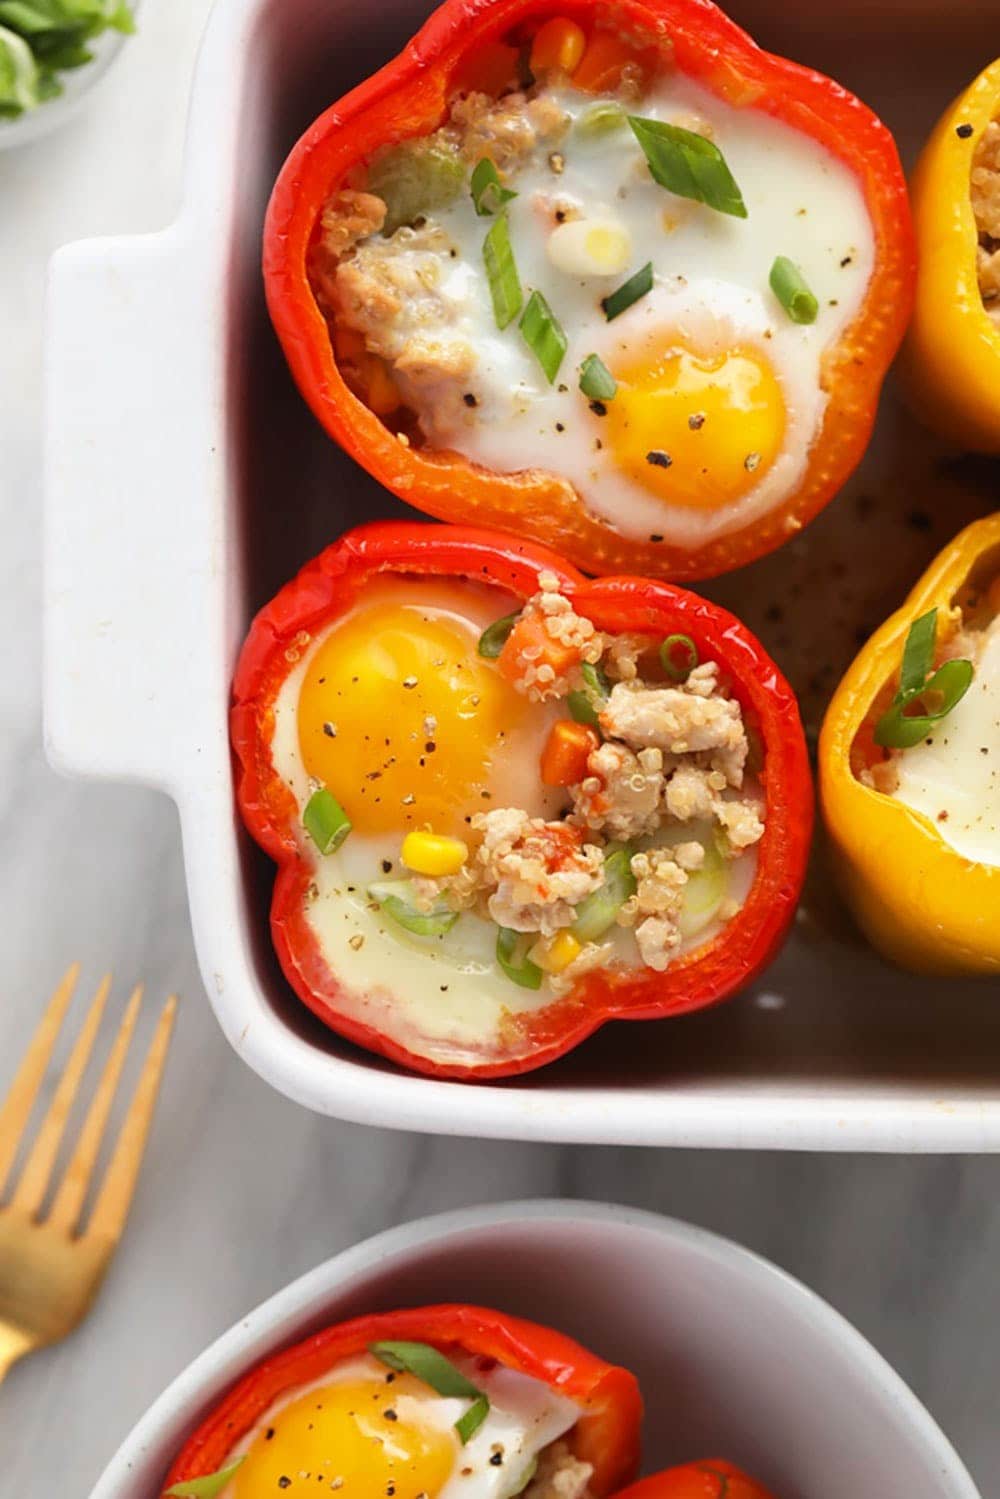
[161,1304,642,1499]
[263,0,913,582]
[231,522,811,1079]
[612,1461,777,1499]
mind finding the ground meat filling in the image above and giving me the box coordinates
[307,89,570,417]
[523,1441,595,1499]
[403,574,765,982]
[972,119,1000,324]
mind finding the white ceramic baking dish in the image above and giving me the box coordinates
[44,0,1000,1148]
[87,1200,980,1499]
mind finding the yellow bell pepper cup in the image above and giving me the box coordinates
[900,58,1000,451]
[819,514,1000,975]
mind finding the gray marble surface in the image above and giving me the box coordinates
[1,2,999,1494]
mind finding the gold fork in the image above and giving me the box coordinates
[0,964,177,1384]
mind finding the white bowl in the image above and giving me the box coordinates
[43,0,1000,1147]
[87,1200,979,1499]
[0,3,140,151]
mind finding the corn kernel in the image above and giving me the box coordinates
[531,17,587,75]
[401,831,469,877]
[528,930,582,973]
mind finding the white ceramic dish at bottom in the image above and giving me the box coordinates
[88,1201,978,1499]
[44,0,1000,1147]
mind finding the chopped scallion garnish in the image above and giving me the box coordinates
[568,661,610,724]
[368,881,458,937]
[579,353,617,400]
[165,1460,245,1499]
[483,214,523,330]
[576,100,626,136]
[873,608,974,749]
[370,1341,489,1445]
[519,289,567,383]
[572,847,636,942]
[477,611,520,659]
[471,156,517,216]
[660,634,699,681]
[628,115,747,218]
[769,255,819,324]
[601,261,653,322]
[302,787,352,853]
[496,926,543,989]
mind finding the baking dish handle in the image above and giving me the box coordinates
[44,227,218,796]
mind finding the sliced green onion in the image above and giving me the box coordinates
[582,661,610,698]
[471,156,517,216]
[455,1394,491,1443]
[677,840,727,938]
[302,787,352,853]
[576,100,626,136]
[627,115,747,218]
[483,214,523,330]
[568,690,599,725]
[496,926,543,989]
[601,261,653,322]
[660,633,699,681]
[900,608,939,695]
[572,847,636,942]
[568,661,610,724]
[367,143,466,234]
[769,255,818,325]
[519,289,567,383]
[371,1341,489,1445]
[874,658,975,749]
[368,881,458,937]
[166,1460,245,1499]
[477,610,520,659]
[579,353,617,401]
[873,608,974,749]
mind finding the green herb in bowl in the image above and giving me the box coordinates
[0,0,134,119]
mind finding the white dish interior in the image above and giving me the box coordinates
[44,0,1000,1146]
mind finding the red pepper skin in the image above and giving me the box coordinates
[263,0,913,583]
[161,1304,642,1495]
[613,1461,778,1499]
[231,522,812,1080]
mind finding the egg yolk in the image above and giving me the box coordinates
[230,1376,457,1499]
[297,599,528,836]
[605,340,785,510]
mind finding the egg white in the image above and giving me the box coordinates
[385,72,874,547]
[891,615,1000,865]
[269,580,570,1058]
[224,1353,583,1499]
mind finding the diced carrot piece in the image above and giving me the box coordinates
[334,324,366,361]
[540,720,600,786]
[531,17,587,75]
[452,41,519,97]
[362,355,401,416]
[572,30,641,92]
[498,613,582,685]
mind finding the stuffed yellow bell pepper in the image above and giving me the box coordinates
[820,514,1000,975]
[901,58,1000,451]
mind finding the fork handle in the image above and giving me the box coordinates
[44,227,218,797]
[0,1322,34,1384]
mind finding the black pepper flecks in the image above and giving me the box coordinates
[688,411,706,430]
[957,123,974,138]
[744,452,761,472]
[463,393,478,407]
[589,400,607,417]
[646,450,672,468]
[322,722,336,738]
[279,1479,292,1490]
